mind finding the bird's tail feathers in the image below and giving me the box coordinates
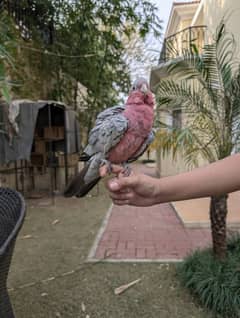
[79,152,91,161]
[63,163,100,198]
[76,176,100,197]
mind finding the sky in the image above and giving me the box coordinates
[153,0,197,32]
[153,0,173,34]
[128,0,198,86]
[128,0,173,81]
[136,0,197,80]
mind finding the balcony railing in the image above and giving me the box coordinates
[159,25,207,63]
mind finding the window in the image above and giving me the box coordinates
[172,110,182,129]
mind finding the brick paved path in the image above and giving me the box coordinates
[90,203,212,261]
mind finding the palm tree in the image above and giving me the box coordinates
[154,21,240,260]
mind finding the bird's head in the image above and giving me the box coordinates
[130,77,155,108]
[131,77,149,94]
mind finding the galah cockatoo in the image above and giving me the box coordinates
[64,77,155,198]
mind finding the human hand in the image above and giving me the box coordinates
[99,164,159,206]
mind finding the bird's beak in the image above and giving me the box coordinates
[140,84,148,94]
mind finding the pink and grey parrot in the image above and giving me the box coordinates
[64,77,155,198]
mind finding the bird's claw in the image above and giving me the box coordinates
[100,159,112,174]
[122,164,132,177]
[99,160,131,177]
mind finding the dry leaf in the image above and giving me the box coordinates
[52,219,60,225]
[114,278,141,295]
[81,302,86,312]
[22,235,33,239]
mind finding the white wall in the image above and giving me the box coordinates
[203,0,240,58]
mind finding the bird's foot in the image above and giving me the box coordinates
[122,163,132,177]
[100,159,112,174]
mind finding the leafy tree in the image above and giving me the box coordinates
[123,30,161,81]
[4,0,161,142]
[0,12,14,103]
[154,22,240,260]
[50,0,161,137]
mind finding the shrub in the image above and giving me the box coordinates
[177,235,240,317]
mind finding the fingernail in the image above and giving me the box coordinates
[109,181,119,191]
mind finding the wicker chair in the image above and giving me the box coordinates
[0,188,26,318]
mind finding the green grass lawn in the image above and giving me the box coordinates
[9,183,215,318]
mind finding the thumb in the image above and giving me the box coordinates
[107,175,137,191]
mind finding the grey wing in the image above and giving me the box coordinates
[95,105,125,126]
[127,130,155,163]
[84,114,128,156]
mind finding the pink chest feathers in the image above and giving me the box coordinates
[107,105,154,163]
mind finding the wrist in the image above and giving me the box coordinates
[150,177,164,204]
[152,175,179,204]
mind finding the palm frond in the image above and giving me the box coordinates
[156,78,220,123]
[153,125,217,165]
[167,50,208,86]
[155,20,240,167]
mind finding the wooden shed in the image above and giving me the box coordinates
[0,100,81,197]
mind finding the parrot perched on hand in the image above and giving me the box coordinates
[63,77,155,198]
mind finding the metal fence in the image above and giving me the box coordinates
[159,25,207,63]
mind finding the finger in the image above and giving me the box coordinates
[107,175,138,192]
[113,199,130,206]
[99,165,108,177]
[109,191,133,201]
[99,164,125,177]
[107,182,131,194]
[110,164,125,174]
[118,188,131,194]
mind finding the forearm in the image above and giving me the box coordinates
[154,154,240,203]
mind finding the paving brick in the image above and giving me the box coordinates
[126,241,135,249]
[117,241,127,249]
[146,247,157,258]
[100,237,118,247]
[124,248,135,258]
[95,249,107,259]
[144,231,154,241]
[136,240,155,248]
[104,248,117,259]
[135,248,146,258]
[93,201,212,260]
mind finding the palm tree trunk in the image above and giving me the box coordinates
[210,194,228,260]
